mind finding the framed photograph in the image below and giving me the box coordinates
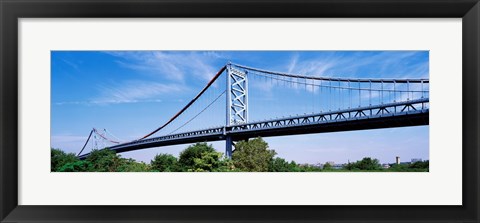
[1,0,479,222]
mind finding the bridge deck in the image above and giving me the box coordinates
[78,98,429,159]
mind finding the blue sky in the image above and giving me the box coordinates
[51,51,429,165]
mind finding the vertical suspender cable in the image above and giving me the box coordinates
[407,80,410,101]
[381,81,384,104]
[320,80,323,112]
[393,80,396,102]
[421,80,424,98]
[348,80,351,108]
[338,80,341,110]
[329,80,332,111]
[369,80,372,106]
[358,81,361,107]
[312,79,315,113]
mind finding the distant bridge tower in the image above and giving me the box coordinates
[225,63,248,158]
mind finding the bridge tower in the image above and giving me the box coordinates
[225,63,248,158]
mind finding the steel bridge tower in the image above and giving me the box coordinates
[225,63,248,158]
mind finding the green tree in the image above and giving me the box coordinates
[297,163,322,172]
[344,157,382,171]
[409,160,429,170]
[323,162,333,170]
[118,159,151,172]
[58,160,91,172]
[269,157,290,172]
[178,143,216,171]
[214,158,238,172]
[151,154,178,172]
[191,151,224,172]
[51,148,79,171]
[232,137,276,172]
[388,163,409,171]
[387,160,429,172]
[268,157,301,172]
[85,148,121,172]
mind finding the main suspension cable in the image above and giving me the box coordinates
[77,129,93,156]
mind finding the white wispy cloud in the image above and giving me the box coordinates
[55,80,186,106]
[287,53,299,73]
[295,60,339,76]
[56,51,227,106]
[284,53,342,77]
[401,61,429,78]
[284,51,428,79]
[93,80,186,105]
[61,58,80,71]
[106,51,224,82]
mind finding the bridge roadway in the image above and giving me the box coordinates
[78,98,429,159]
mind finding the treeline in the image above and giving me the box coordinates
[342,157,429,172]
[52,137,318,172]
[51,137,428,172]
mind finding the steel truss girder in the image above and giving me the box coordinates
[229,98,429,132]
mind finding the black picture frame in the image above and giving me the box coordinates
[1,0,479,222]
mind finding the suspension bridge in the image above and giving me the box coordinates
[77,63,429,159]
